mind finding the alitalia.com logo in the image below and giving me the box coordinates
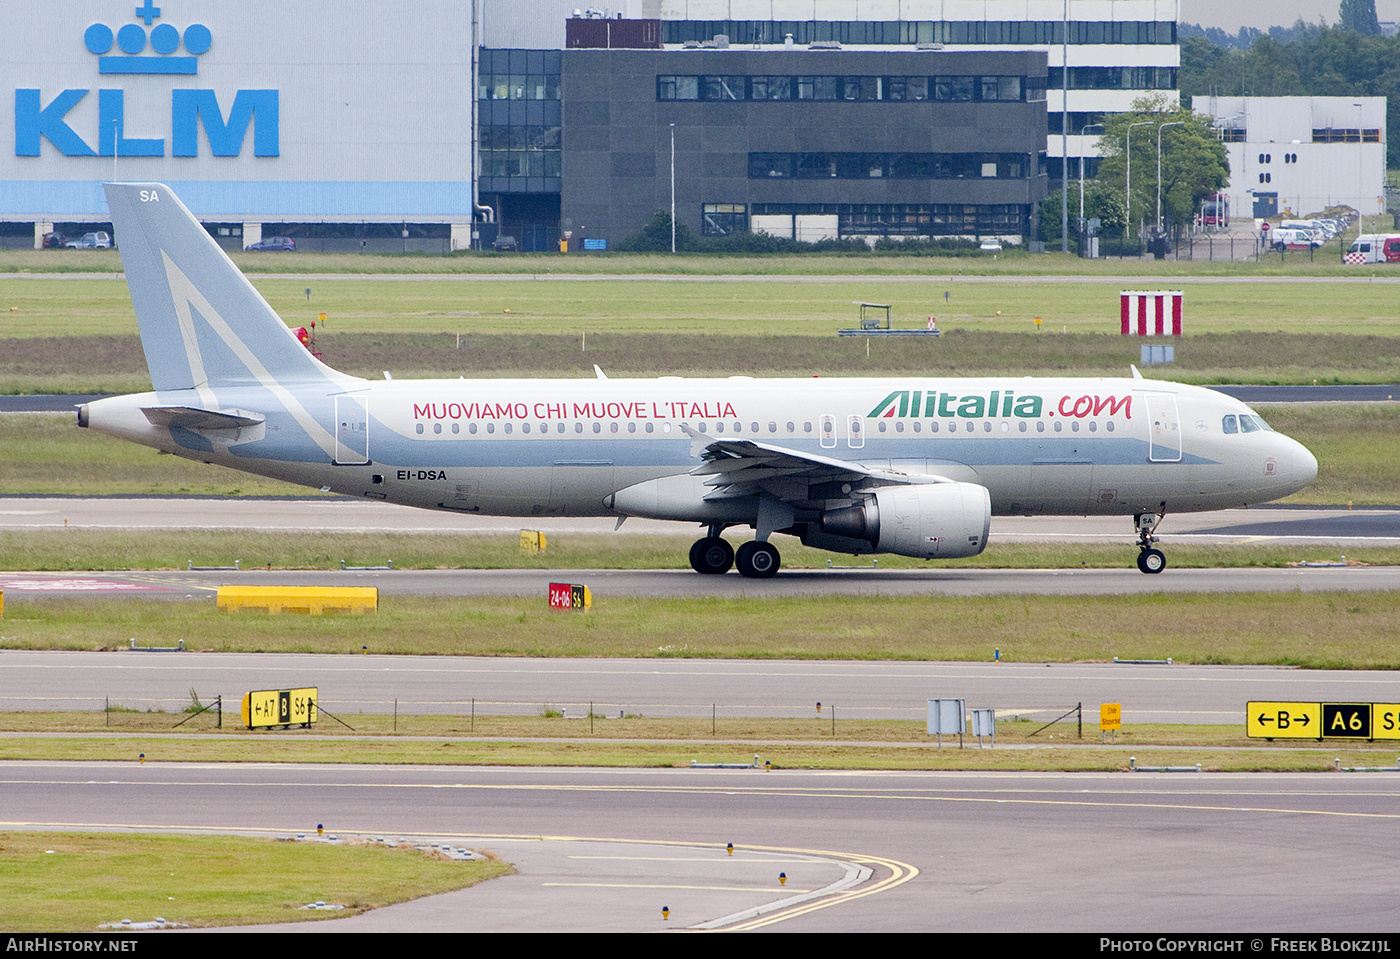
[868,389,1132,420]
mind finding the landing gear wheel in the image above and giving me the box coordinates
[1137,548,1166,574]
[735,540,780,579]
[689,537,734,574]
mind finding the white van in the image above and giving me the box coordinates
[1346,234,1400,264]
[1269,229,1320,251]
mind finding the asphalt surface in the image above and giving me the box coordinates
[5,650,1400,724]
[4,496,1399,545]
[6,762,1399,932]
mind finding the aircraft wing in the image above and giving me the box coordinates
[685,428,954,503]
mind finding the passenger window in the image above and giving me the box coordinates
[487,423,495,434]
[415,423,424,434]
[469,423,477,434]
[645,422,654,433]
[521,423,530,434]
[1221,415,1238,434]
[610,422,618,433]
[1036,421,1045,433]
[504,423,512,434]
[574,422,583,433]
[433,423,442,434]
[628,422,636,433]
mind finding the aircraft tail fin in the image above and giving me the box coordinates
[103,182,357,393]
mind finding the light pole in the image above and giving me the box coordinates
[1156,120,1184,233]
[1059,0,1068,252]
[1125,120,1152,241]
[1078,122,1103,231]
[669,123,676,253]
[1354,102,1364,242]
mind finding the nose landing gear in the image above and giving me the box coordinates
[1135,511,1166,574]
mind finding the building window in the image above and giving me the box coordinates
[702,204,748,236]
[749,152,1032,180]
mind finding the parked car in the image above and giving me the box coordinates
[65,232,111,249]
[245,236,296,251]
[492,235,519,252]
[41,232,67,249]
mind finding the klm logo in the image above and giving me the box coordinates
[14,1,278,158]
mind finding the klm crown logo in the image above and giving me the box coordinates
[84,2,211,75]
[14,1,277,159]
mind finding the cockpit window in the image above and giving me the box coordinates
[1221,415,1238,434]
[1239,415,1262,433]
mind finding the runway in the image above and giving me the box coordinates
[4,496,1399,545]
[5,761,1399,932]
[5,650,1400,724]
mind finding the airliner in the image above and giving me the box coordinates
[79,183,1319,577]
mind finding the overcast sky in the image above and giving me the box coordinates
[1180,0,1400,31]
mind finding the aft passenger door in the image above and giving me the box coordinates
[334,394,370,465]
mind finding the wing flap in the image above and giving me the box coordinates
[684,428,958,507]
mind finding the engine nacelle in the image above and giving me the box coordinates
[819,482,990,559]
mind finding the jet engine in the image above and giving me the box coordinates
[816,482,990,559]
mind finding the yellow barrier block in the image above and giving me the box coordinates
[217,585,377,614]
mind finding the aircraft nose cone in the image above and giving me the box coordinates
[1295,440,1319,487]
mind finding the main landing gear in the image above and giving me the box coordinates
[688,526,781,578]
[1135,511,1166,574]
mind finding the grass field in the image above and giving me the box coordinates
[5,275,1400,341]
[0,831,509,931]
[3,271,1398,393]
[3,592,1397,668]
[0,718,1390,775]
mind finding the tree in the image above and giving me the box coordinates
[1039,181,1126,246]
[1339,0,1381,35]
[1092,97,1229,239]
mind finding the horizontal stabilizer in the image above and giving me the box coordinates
[141,406,266,430]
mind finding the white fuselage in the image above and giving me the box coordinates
[84,373,1318,529]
